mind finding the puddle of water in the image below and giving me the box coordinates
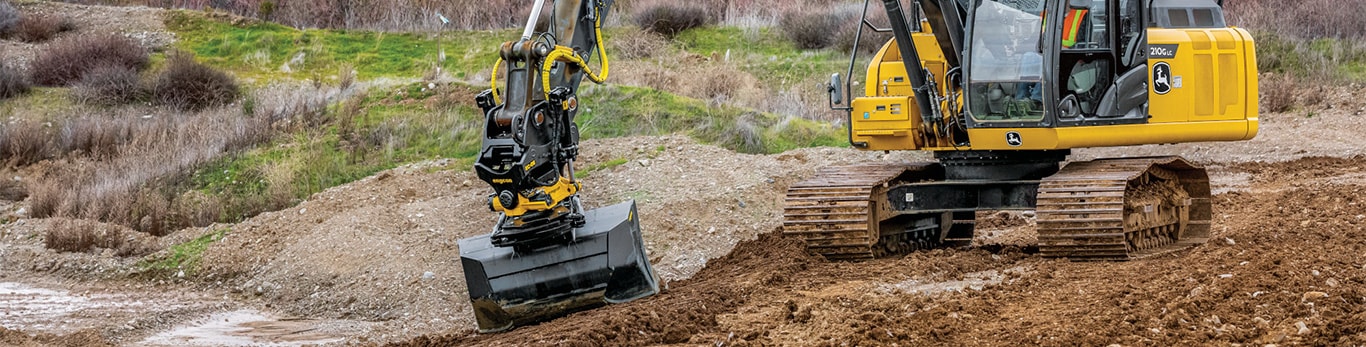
[877,266,1030,295]
[0,282,153,332]
[140,309,366,347]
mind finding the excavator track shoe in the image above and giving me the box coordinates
[1036,157,1211,260]
[459,200,659,333]
[783,163,952,260]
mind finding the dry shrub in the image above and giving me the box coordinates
[338,63,356,90]
[779,8,839,49]
[1227,0,1366,40]
[13,15,75,43]
[58,115,135,158]
[43,218,157,256]
[0,1,17,35]
[688,62,755,105]
[0,178,25,201]
[72,64,144,106]
[45,218,125,253]
[30,34,149,86]
[633,2,710,38]
[833,2,893,54]
[2,120,51,166]
[24,86,321,233]
[1260,74,1296,113]
[151,52,240,111]
[610,30,668,59]
[0,63,29,99]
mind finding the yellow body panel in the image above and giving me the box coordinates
[849,24,1259,152]
[1147,27,1259,123]
[964,119,1257,150]
[492,176,580,217]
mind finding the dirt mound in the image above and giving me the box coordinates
[394,231,818,346]
[386,155,1366,346]
[0,327,113,347]
[181,135,925,341]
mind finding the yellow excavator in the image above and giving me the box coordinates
[785,0,1256,260]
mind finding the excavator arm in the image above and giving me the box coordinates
[460,0,659,333]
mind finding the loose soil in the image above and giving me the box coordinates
[3,2,1366,346]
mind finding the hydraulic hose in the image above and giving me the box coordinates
[540,9,609,102]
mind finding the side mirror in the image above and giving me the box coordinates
[829,73,843,105]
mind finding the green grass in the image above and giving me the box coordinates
[575,158,629,178]
[674,26,851,88]
[183,81,484,223]
[1255,32,1366,81]
[138,228,227,276]
[165,11,513,82]
[151,13,849,229]
[578,84,845,154]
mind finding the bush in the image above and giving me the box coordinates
[152,53,240,111]
[2,120,51,166]
[779,9,840,49]
[633,3,710,38]
[833,3,893,54]
[72,64,143,106]
[1261,74,1297,113]
[0,178,25,201]
[0,1,17,35]
[0,64,29,99]
[30,34,149,86]
[610,30,668,59]
[13,15,75,43]
[43,218,155,256]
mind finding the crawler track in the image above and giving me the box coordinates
[782,164,933,261]
[1035,157,1212,260]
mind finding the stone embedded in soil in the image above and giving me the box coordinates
[1301,291,1329,301]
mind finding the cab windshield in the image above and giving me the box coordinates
[967,0,1045,121]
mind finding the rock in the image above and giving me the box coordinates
[639,159,650,167]
[1312,270,1321,276]
[1295,321,1310,335]
[1326,278,1339,287]
[14,207,25,217]
[1252,316,1270,326]
[1224,237,1236,245]
[1302,291,1329,301]
[422,271,435,280]
[299,208,307,214]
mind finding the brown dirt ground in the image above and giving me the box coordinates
[2,2,1366,344]
[390,156,1366,347]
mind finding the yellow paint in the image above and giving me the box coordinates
[491,178,513,184]
[1147,27,1258,123]
[492,176,581,217]
[525,160,537,171]
[846,22,1258,152]
[959,120,1257,150]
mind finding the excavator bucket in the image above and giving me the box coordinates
[458,200,660,333]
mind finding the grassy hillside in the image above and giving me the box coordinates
[138,10,851,230]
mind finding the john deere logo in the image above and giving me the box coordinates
[1005,131,1023,147]
[1153,62,1172,95]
